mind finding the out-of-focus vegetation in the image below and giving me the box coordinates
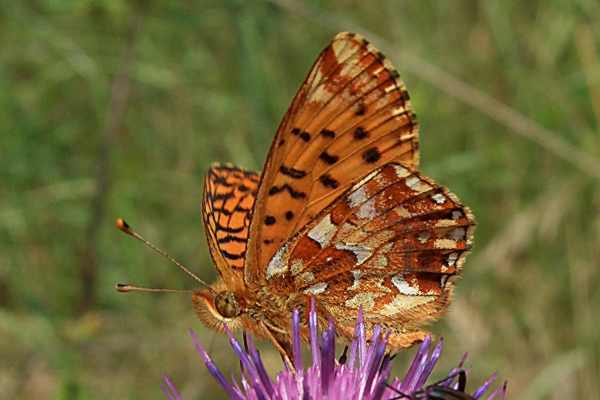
[2,1,599,398]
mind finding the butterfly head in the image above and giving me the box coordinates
[213,290,242,318]
[192,279,244,332]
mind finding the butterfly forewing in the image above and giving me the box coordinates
[263,163,474,349]
[202,164,258,288]
[246,32,419,281]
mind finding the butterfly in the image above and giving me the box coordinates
[194,32,475,357]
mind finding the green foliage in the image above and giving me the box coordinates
[2,1,599,398]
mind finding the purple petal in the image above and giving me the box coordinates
[415,337,443,389]
[189,329,242,400]
[320,319,336,394]
[484,381,507,400]
[309,297,321,368]
[346,335,358,369]
[473,372,497,399]
[362,328,387,397]
[222,325,269,399]
[444,353,469,388]
[161,375,181,400]
[246,335,274,397]
[371,354,392,400]
[292,309,303,371]
[356,307,366,365]
[368,332,390,391]
[400,335,431,392]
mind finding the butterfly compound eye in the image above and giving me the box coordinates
[214,291,242,319]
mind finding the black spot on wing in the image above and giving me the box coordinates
[280,165,307,179]
[362,147,381,163]
[299,131,311,142]
[319,151,338,165]
[268,184,307,199]
[355,102,367,116]
[354,127,368,140]
[319,174,339,188]
[292,127,311,142]
[320,129,336,138]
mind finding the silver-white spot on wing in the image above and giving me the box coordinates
[348,185,368,208]
[291,259,304,275]
[448,227,466,241]
[380,295,435,316]
[356,198,377,219]
[266,243,289,280]
[391,274,419,295]
[447,252,458,267]
[431,193,446,204]
[335,243,372,265]
[303,282,328,295]
[405,175,431,193]
[349,270,362,290]
[344,292,380,311]
[307,214,337,248]
[393,164,411,178]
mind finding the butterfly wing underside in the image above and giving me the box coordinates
[202,164,259,291]
[199,32,474,353]
[265,163,475,349]
[245,32,420,284]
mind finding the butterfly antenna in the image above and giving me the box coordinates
[115,218,215,293]
[116,283,192,294]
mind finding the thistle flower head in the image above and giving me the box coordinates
[164,299,507,399]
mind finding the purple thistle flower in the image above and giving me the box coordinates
[164,299,507,399]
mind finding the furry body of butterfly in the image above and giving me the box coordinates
[194,32,475,358]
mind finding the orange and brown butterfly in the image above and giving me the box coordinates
[192,32,475,356]
[117,32,474,360]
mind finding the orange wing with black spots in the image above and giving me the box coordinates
[202,164,259,288]
[246,32,419,282]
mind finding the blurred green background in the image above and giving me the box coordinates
[2,1,600,398]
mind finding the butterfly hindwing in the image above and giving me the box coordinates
[246,32,419,282]
[263,163,475,348]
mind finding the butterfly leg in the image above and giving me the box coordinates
[436,369,466,392]
[259,321,295,372]
[385,383,413,400]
